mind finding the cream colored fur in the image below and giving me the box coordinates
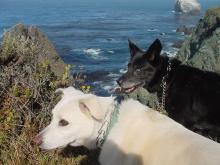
[102,100,220,165]
[37,87,220,165]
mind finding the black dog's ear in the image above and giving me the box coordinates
[128,39,141,57]
[145,39,162,61]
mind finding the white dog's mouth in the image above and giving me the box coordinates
[39,141,70,151]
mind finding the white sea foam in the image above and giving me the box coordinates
[103,85,112,91]
[147,28,159,32]
[163,49,178,57]
[71,48,82,52]
[119,68,127,74]
[107,50,114,54]
[73,48,108,60]
[93,81,102,85]
[83,48,101,56]
[108,73,119,78]
[167,42,173,47]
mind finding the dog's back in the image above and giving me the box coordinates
[166,63,220,134]
[100,99,220,165]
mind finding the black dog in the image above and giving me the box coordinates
[117,39,220,139]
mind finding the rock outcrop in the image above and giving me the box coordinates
[0,23,66,77]
[177,7,220,73]
[175,0,201,14]
[0,22,76,109]
[0,23,73,159]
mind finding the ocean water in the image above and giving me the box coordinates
[0,0,219,95]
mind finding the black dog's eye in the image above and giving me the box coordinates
[59,119,69,126]
[135,68,142,74]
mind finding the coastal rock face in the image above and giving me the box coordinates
[127,7,220,109]
[0,23,66,77]
[175,0,201,14]
[176,25,193,35]
[177,7,220,73]
[0,23,73,110]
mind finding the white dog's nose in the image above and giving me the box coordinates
[32,134,43,145]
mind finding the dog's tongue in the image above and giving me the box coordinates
[114,87,135,94]
[114,87,123,94]
[125,87,135,93]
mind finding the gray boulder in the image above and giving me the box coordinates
[175,0,201,14]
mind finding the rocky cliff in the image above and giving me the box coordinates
[177,7,220,72]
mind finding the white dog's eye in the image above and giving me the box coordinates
[59,119,69,126]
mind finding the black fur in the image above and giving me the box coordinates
[118,39,220,139]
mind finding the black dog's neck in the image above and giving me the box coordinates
[144,56,181,95]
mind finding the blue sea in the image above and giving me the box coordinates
[0,0,219,95]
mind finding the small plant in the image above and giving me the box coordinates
[62,64,71,81]
[12,85,20,97]
[24,88,32,99]
[0,33,16,63]
[81,85,91,93]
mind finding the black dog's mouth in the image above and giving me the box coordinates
[116,83,144,94]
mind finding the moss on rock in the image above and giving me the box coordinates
[177,7,220,73]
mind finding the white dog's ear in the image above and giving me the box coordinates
[79,96,104,121]
[55,88,64,94]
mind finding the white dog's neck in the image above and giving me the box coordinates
[84,96,116,149]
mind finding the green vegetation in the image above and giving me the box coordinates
[0,33,16,64]
[0,24,98,165]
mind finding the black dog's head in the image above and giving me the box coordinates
[117,39,162,93]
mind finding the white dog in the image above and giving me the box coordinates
[33,87,220,165]
[175,0,201,13]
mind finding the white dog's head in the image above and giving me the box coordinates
[33,87,114,150]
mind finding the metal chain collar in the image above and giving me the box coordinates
[96,102,119,147]
[156,60,172,115]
